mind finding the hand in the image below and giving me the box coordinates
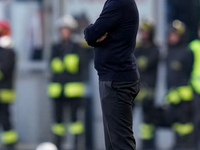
[96,33,108,43]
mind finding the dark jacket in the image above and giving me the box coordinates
[135,44,159,87]
[166,45,194,89]
[50,40,86,84]
[84,0,139,81]
[0,47,15,89]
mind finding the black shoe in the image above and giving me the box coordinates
[4,144,16,150]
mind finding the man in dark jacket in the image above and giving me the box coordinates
[0,20,18,150]
[84,0,140,149]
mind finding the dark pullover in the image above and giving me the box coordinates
[84,0,139,81]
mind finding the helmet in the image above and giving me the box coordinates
[0,20,10,37]
[169,20,186,35]
[0,36,13,48]
[139,19,155,42]
[140,20,155,33]
[36,142,58,150]
[56,14,78,30]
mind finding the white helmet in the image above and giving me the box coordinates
[56,14,78,30]
[0,36,13,49]
[36,142,58,150]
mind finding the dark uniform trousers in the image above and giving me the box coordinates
[192,92,200,149]
[99,80,140,150]
[53,95,82,124]
[0,104,11,131]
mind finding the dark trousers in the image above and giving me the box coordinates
[99,80,140,150]
[52,96,83,149]
[141,98,156,150]
[193,93,200,149]
[0,103,12,131]
[53,96,82,123]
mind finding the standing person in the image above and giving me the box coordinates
[48,15,86,150]
[0,20,18,150]
[84,0,140,149]
[135,21,159,150]
[188,25,200,149]
[165,20,194,149]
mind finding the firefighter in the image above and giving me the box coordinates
[48,15,86,150]
[135,20,159,150]
[188,25,200,149]
[0,20,18,150]
[165,20,194,149]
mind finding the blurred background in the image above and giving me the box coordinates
[0,0,200,150]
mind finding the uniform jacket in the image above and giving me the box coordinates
[0,47,15,89]
[135,44,159,88]
[166,44,194,89]
[50,40,86,84]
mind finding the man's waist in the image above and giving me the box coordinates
[98,70,140,82]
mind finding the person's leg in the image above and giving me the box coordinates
[1,103,18,150]
[99,80,140,150]
[69,98,84,150]
[140,99,155,150]
[52,97,65,150]
[173,101,195,149]
[192,93,200,149]
[70,98,82,123]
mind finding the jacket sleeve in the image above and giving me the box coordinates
[184,49,194,80]
[50,45,57,60]
[84,1,122,47]
[0,49,15,79]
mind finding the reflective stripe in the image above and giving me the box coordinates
[166,89,181,105]
[68,121,84,135]
[2,130,18,144]
[172,123,194,136]
[48,83,62,98]
[166,86,193,104]
[177,86,193,101]
[170,61,182,70]
[64,54,79,74]
[136,89,148,101]
[189,40,200,94]
[52,123,66,136]
[136,88,154,101]
[139,124,154,140]
[0,70,3,80]
[64,82,85,98]
[51,58,64,73]
[0,90,15,103]
[137,56,148,71]
[80,40,90,47]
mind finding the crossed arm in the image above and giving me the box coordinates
[96,32,108,43]
[84,1,122,47]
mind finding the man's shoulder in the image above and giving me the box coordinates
[115,0,136,5]
[112,0,137,13]
[106,0,122,7]
[108,0,132,5]
[105,0,136,11]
